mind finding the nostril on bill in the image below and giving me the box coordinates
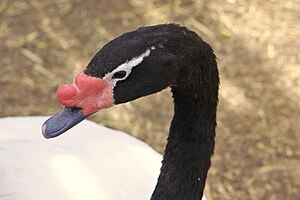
[70,107,82,113]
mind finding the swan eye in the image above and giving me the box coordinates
[112,71,127,79]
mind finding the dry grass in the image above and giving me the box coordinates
[0,0,299,199]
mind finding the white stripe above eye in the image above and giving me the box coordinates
[103,46,155,85]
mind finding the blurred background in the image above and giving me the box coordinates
[0,0,299,199]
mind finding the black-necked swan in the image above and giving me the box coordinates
[1,24,218,200]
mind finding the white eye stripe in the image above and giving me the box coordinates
[103,46,155,85]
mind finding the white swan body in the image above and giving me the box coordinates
[0,116,207,200]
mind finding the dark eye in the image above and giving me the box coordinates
[112,71,127,79]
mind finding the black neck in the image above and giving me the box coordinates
[151,41,218,200]
[151,89,217,200]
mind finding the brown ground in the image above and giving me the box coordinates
[0,0,299,199]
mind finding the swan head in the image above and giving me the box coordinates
[42,24,189,138]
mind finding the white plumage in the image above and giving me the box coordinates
[0,116,207,200]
